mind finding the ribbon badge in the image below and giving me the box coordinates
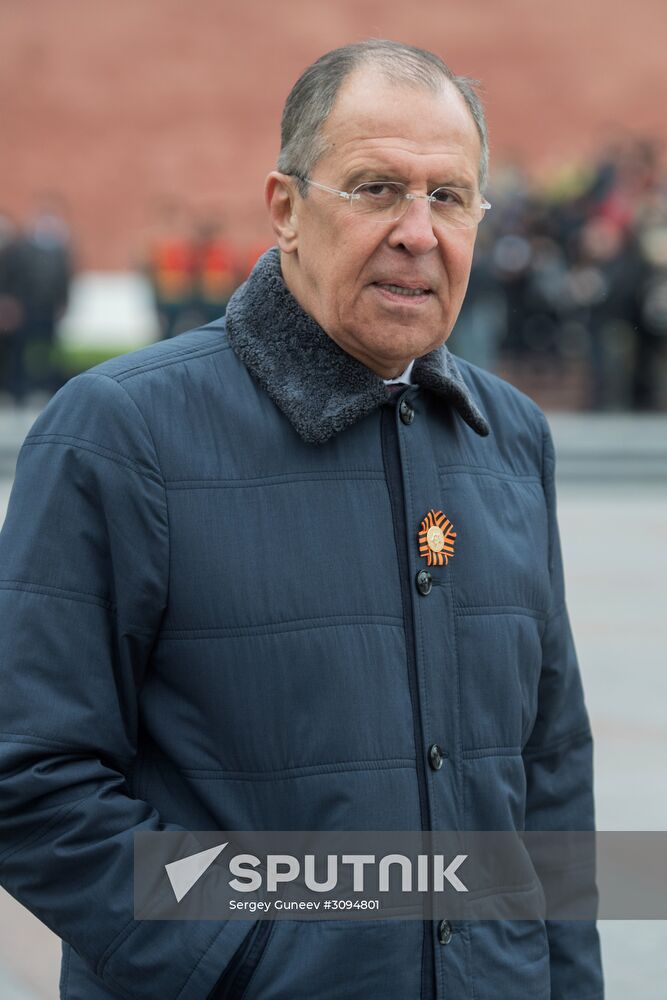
[418,509,456,567]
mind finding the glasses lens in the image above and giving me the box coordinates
[349,181,487,228]
[352,181,406,218]
[429,188,480,229]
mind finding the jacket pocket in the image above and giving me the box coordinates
[211,920,274,1000]
[465,917,550,1000]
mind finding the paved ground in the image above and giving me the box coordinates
[0,409,665,998]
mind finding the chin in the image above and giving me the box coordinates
[380,331,441,358]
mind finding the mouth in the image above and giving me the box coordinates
[373,281,433,301]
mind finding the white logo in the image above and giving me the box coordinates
[165,842,228,902]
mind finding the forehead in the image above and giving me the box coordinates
[317,66,481,187]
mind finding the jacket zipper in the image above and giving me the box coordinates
[380,401,436,1000]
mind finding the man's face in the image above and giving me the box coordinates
[269,67,483,377]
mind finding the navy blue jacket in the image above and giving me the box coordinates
[0,249,603,999]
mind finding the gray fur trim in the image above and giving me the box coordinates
[225,247,490,444]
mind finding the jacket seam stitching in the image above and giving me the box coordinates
[0,796,86,869]
[92,373,165,481]
[401,430,432,820]
[463,878,543,899]
[0,579,113,609]
[175,758,416,779]
[236,920,276,1000]
[165,473,386,489]
[466,921,477,1000]
[400,422,434,1000]
[438,465,542,483]
[454,603,547,619]
[462,745,521,758]
[21,435,162,483]
[60,941,71,999]
[97,373,172,621]
[539,417,555,594]
[100,969,134,1000]
[545,601,566,621]
[97,918,139,980]
[159,617,404,639]
[523,725,591,759]
[159,623,403,640]
[0,581,154,634]
[165,467,383,481]
[115,341,233,382]
[174,924,228,1000]
[0,732,134,761]
[451,582,465,827]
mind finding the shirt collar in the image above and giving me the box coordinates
[383,359,415,386]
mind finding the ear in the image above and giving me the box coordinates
[265,172,300,253]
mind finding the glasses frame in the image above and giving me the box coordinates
[292,174,491,228]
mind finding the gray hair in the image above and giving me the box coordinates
[277,40,489,195]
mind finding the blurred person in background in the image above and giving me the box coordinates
[469,139,667,411]
[445,221,505,371]
[0,39,603,1000]
[0,195,72,403]
[568,215,642,410]
[20,193,73,396]
[192,212,241,323]
[0,210,25,401]
[145,196,199,338]
[632,216,667,408]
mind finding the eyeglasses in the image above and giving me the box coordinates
[293,175,491,229]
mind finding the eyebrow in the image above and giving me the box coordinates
[343,168,400,188]
[342,167,476,191]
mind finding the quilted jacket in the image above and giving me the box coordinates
[0,248,603,999]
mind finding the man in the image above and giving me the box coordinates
[0,40,603,1000]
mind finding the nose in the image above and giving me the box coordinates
[386,196,439,255]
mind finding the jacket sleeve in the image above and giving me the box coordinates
[522,412,604,1000]
[0,373,252,1000]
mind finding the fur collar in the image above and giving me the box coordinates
[225,247,490,445]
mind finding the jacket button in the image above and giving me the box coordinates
[438,920,453,945]
[399,400,415,425]
[416,570,432,596]
[428,744,445,770]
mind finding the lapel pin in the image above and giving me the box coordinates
[418,509,456,566]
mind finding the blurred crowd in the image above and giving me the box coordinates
[0,195,74,405]
[450,136,667,409]
[2,138,667,410]
[142,198,268,340]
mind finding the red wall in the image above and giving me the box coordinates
[2,0,666,267]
